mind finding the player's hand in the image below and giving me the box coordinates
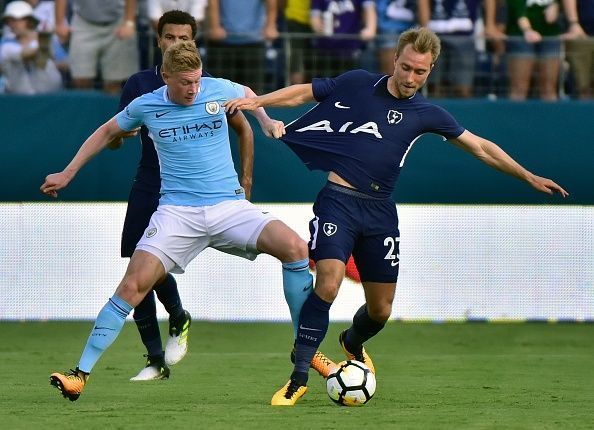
[262,119,285,139]
[120,127,140,138]
[224,98,260,114]
[40,172,73,198]
[528,175,569,197]
[240,175,253,201]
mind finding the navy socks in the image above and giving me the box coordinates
[293,292,332,376]
[343,304,385,353]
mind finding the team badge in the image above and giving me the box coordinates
[146,227,157,238]
[387,110,403,125]
[205,101,220,115]
[323,223,338,236]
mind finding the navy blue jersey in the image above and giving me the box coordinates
[281,69,465,198]
[118,66,213,192]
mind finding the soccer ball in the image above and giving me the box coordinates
[326,360,376,406]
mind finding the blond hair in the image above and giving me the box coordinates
[396,27,441,65]
[162,41,202,73]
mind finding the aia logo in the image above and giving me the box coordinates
[387,110,403,125]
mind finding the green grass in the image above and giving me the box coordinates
[1,322,592,429]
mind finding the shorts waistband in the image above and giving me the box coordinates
[77,14,117,26]
[325,182,387,200]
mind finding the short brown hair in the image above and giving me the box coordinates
[162,41,202,73]
[396,27,441,65]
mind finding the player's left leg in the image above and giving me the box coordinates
[257,219,337,379]
[153,274,192,365]
[130,291,170,381]
[340,213,400,374]
[339,282,396,375]
[257,219,312,336]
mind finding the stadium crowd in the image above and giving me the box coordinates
[0,0,592,99]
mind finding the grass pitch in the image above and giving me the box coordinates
[1,321,592,429]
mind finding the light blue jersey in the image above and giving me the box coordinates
[116,77,245,207]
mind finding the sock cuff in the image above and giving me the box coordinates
[282,258,310,271]
[310,291,332,310]
[110,294,133,317]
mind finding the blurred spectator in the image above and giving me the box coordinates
[54,0,139,93]
[505,0,562,101]
[282,0,313,84]
[0,0,62,93]
[418,0,483,98]
[26,0,55,31]
[147,0,206,32]
[483,0,508,98]
[561,0,593,99]
[309,0,377,78]
[376,0,417,75]
[206,0,278,94]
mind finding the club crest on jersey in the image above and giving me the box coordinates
[146,228,157,238]
[205,101,220,115]
[323,223,338,236]
[387,110,403,125]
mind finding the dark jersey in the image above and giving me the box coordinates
[118,66,213,192]
[280,69,465,198]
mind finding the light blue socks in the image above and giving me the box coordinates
[282,258,313,337]
[78,295,133,373]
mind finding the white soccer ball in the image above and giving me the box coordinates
[326,360,376,406]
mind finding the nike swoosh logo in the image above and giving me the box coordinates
[334,101,350,109]
[94,326,116,331]
[299,324,322,332]
[302,283,313,292]
[156,111,171,118]
[391,261,399,267]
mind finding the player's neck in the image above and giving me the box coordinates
[386,76,415,100]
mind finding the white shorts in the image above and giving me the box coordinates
[136,200,276,273]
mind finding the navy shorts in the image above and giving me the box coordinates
[309,182,400,283]
[121,187,160,258]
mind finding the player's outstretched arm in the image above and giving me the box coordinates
[450,130,569,197]
[40,117,128,198]
[225,84,315,113]
[241,85,285,139]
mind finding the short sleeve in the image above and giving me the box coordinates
[115,97,144,131]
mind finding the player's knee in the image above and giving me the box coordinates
[368,303,392,323]
[283,235,309,262]
[116,276,151,306]
[314,280,340,302]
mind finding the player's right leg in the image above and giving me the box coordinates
[50,251,166,400]
[271,259,344,405]
[122,188,171,377]
[256,219,337,381]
